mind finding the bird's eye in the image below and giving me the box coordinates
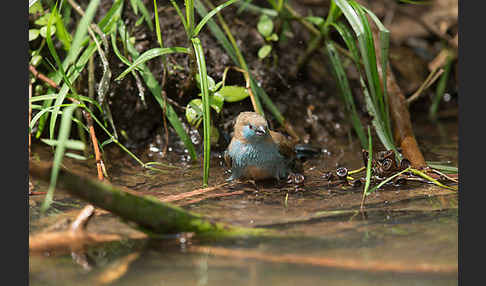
[248,125,254,130]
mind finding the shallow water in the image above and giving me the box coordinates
[29,119,458,285]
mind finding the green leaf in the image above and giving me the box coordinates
[186,98,204,127]
[305,16,324,28]
[64,152,88,160]
[41,139,86,150]
[29,0,43,14]
[196,74,216,92]
[257,14,274,37]
[258,44,272,59]
[29,29,40,41]
[267,33,279,42]
[216,85,249,102]
[30,54,43,66]
[210,93,224,113]
[40,25,56,38]
[35,13,52,26]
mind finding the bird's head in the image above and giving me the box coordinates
[233,112,269,142]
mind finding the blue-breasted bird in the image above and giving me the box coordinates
[223,112,296,181]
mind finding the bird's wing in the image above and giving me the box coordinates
[223,148,232,168]
[270,130,294,158]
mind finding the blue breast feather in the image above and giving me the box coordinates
[228,139,289,179]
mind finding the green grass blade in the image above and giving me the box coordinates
[84,106,146,166]
[35,0,123,139]
[235,1,278,17]
[110,27,132,66]
[427,163,458,173]
[41,139,86,150]
[363,126,373,196]
[45,5,76,141]
[324,0,341,31]
[135,0,154,31]
[30,103,76,131]
[362,6,392,138]
[192,38,211,187]
[47,0,100,140]
[409,168,457,191]
[325,40,367,148]
[362,79,397,153]
[130,0,139,14]
[334,0,396,154]
[192,0,240,37]
[98,0,124,33]
[194,0,238,63]
[115,47,189,81]
[54,8,72,50]
[169,0,188,33]
[117,21,197,160]
[41,104,79,211]
[330,22,360,64]
[333,0,364,36]
[368,167,410,194]
[153,0,164,47]
[185,0,195,37]
[30,94,59,102]
[63,0,101,70]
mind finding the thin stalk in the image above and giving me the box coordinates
[192,38,211,187]
[360,126,372,211]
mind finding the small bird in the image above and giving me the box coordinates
[224,112,295,181]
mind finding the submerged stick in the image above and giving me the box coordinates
[29,162,271,239]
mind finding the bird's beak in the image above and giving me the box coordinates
[255,126,267,136]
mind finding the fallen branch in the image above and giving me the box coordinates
[69,204,95,233]
[29,230,146,254]
[29,161,272,239]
